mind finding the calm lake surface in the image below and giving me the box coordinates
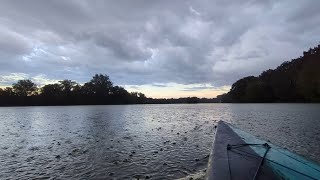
[0,104,319,179]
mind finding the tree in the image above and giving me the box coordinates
[58,79,78,96]
[72,84,82,96]
[219,44,320,102]
[3,87,15,96]
[41,83,62,97]
[82,82,94,95]
[228,76,257,102]
[12,80,37,96]
[138,92,146,99]
[296,51,320,101]
[88,74,113,96]
[130,92,138,97]
[112,86,129,96]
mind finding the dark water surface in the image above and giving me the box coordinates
[0,104,319,179]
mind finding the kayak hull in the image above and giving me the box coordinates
[206,121,320,180]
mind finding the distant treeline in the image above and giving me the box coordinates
[0,74,217,106]
[145,97,218,104]
[3,44,318,106]
[0,74,148,106]
[217,44,320,103]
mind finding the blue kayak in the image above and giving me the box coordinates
[206,121,320,180]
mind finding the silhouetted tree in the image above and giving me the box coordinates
[228,76,257,102]
[137,92,147,103]
[12,80,37,96]
[41,83,62,97]
[87,74,113,96]
[138,92,146,99]
[112,86,129,96]
[219,44,320,102]
[72,84,82,96]
[81,82,93,96]
[58,79,78,96]
[3,87,15,96]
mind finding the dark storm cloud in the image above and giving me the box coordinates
[0,29,31,56]
[0,0,319,88]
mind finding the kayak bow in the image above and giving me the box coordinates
[206,121,320,180]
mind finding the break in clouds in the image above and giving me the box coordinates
[0,0,319,91]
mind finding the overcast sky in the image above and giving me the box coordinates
[0,0,319,98]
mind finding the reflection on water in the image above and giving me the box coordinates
[0,104,319,179]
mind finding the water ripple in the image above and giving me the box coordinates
[0,104,319,179]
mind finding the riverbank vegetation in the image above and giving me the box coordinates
[0,74,149,106]
[217,44,320,102]
[0,74,217,106]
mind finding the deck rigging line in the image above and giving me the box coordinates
[226,143,271,180]
[226,143,318,180]
[252,143,270,180]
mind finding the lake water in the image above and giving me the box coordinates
[0,104,319,179]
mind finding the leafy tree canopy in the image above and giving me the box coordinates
[12,79,37,96]
[218,44,320,102]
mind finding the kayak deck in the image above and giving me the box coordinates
[206,121,320,180]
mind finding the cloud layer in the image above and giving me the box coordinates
[0,0,319,97]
